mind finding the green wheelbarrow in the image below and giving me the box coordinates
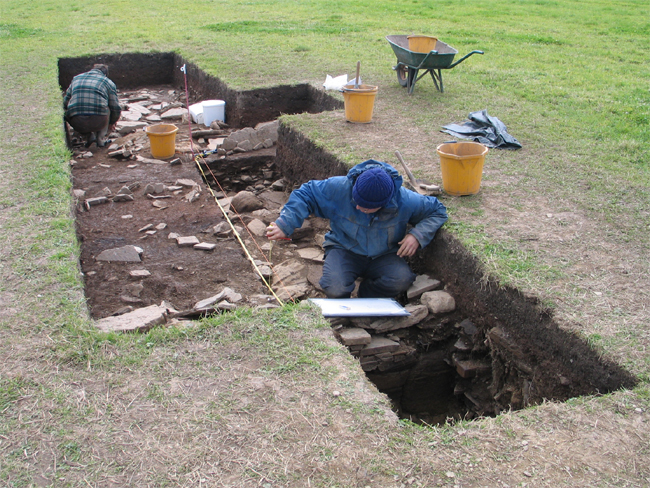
[386,35,484,94]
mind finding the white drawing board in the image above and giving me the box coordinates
[308,298,410,317]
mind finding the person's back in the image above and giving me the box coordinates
[63,64,121,147]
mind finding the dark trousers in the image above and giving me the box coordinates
[319,248,416,298]
[66,114,110,146]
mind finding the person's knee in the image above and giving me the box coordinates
[392,267,416,290]
[319,277,354,298]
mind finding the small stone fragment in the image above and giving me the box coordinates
[84,196,109,209]
[194,242,217,251]
[271,179,286,191]
[177,236,200,247]
[129,269,151,278]
[213,221,232,236]
[175,178,199,188]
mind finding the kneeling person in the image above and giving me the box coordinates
[63,64,121,148]
[266,160,448,298]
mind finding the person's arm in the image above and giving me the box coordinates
[63,87,72,111]
[273,179,328,237]
[406,193,448,249]
[107,81,121,126]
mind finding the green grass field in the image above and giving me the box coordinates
[1,0,649,486]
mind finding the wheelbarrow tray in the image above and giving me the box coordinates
[386,35,483,94]
[386,35,458,69]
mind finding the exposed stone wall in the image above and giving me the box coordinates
[275,122,348,187]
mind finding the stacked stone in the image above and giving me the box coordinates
[219,121,279,156]
[333,275,452,371]
[330,274,511,419]
[202,157,285,195]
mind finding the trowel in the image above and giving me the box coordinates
[394,150,441,195]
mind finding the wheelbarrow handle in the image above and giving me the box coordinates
[448,50,484,69]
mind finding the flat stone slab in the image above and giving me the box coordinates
[160,107,186,119]
[177,236,200,247]
[360,337,400,356]
[296,248,324,262]
[354,304,429,333]
[194,242,217,251]
[337,327,372,346]
[95,304,167,333]
[194,287,242,310]
[407,274,441,300]
[115,121,147,135]
[246,218,268,237]
[96,245,142,262]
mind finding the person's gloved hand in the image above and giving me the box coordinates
[397,234,420,257]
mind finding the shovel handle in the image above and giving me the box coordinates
[355,61,360,89]
[394,150,419,189]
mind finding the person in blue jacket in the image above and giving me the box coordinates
[266,160,448,299]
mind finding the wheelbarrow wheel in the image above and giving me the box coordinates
[396,64,409,87]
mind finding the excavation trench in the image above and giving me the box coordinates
[59,52,636,425]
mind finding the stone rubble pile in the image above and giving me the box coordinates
[330,276,502,420]
[66,87,280,163]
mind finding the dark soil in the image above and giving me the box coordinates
[65,55,636,425]
[70,86,328,320]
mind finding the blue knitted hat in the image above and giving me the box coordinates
[352,167,394,209]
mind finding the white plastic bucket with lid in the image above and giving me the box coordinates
[202,100,225,126]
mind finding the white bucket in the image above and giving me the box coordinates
[188,102,204,124]
[202,100,225,127]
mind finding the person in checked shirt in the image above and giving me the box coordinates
[63,64,121,148]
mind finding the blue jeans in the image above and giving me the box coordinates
[319,248,416,298]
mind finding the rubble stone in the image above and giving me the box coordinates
[160,107,186,119]
[194,242,217,251]
[177,236,200,247]
[95,304,167,333]
[112,194,134,202]
[129,269,151,278]
[231,191,264,212]
[407,274,441,300]
[296,248,324,262]
[194,287,240,310]
[175,178,199,188]
[85,196,109,208]
[337,328,372,346]
[360,337,400,356]
[247,218,268,237]
[237,140,254,152]
[96,245,142,262]
[421,290,456,314]
[354,304,429,333]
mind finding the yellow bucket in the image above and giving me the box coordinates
[437,142,488,196]
[145,123,178,159]
[342,84,378,124]
[407,35,438,53]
